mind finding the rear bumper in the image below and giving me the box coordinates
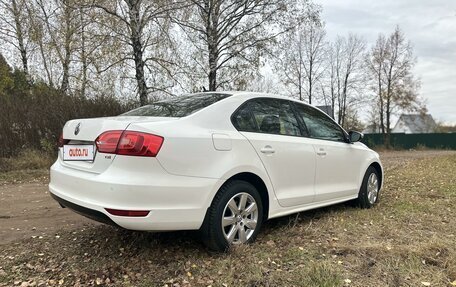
[50,193,118,227]
[49,156,223,231]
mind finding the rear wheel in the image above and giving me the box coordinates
[356,166,380,208]
[201,180,263,251]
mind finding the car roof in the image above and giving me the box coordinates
[202,91,312,106]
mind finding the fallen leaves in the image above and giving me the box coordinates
[0,153,455,287]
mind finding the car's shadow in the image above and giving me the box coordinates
[64,201,356,261]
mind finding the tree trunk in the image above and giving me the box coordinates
[80,7,87,97]
[308,73,312,104]
[298,45,303,101]
[379,95,385,141]
[127,0,148,105]
[60,0,73,93]
[383,72,393,148]
[378,71,385,136]
[308,56,312,104]
[132,36,148,105]
[38,38,53,87]
[206,0,219,92]
[385,97,391,149]
[340,72,350,127]
[61,31,71,93]
[208,51,217,91]
[61,57,70,93]
[384,57,395,149]
[11,0,29,79]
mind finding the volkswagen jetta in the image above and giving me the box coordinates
[49,92,383,251]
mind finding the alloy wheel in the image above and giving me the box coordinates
[367,173,379,204]
[221,192,259,244]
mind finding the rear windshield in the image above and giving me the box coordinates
[122,93,231,117]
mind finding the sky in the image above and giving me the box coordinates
[318,0,456,124]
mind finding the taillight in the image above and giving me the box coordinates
[58,132,68,147]
[95,130,163,157]
[96,130,123,153]
[58,133,64,148]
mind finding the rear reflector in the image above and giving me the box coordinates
[95,130,163,157]
[105,208,150,217]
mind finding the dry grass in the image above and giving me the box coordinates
[0,154,455,287]
[0,149,51,184]
[0,149,54,172]
[0,169,49,184]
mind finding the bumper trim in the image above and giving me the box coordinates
[50,193,120,227]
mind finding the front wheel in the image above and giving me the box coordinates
[356,166,380,208]
[201,180,263,251]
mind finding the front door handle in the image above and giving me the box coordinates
[260,145,275,154]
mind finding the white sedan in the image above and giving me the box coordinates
[49,92,383,251]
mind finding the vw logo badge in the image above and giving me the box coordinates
[74,122,81,135]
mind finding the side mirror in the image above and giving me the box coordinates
[349,131,363,143]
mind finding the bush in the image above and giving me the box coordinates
[0,149,54,172]
[0,54,136,158]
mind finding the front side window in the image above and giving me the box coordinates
[122,93,231,117]
[232,98,302,136]
[294,103,346,142]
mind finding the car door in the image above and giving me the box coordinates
[293,103,365,202]
[232,98,316,207]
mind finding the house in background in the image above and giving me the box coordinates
[391,114,437,134]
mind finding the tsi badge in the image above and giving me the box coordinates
[74,122,81,135]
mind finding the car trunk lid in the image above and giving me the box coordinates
[59,116,176,173]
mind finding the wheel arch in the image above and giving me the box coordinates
[220,172,270,220]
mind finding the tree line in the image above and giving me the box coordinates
[0,0,424,149]
[0,54,133,158]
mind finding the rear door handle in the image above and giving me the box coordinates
[260,145,275,154]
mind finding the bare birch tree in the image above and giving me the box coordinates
[301,21,326,104]
[321,38,342,118]
[324,34,366,128]
[367,26,422,147]
[274,15,325,104]
[0,0,32,79]
[366,34,388,134]
[74,5,118,97]
[32,0,79,93]
[174,0,307,91]
[90,0,186,105]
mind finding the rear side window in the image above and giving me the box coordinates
[232,98,302,136]
[232,102,257,132]
[294,103,346,142]
[122,93,231,117]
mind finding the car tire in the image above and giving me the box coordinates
[356,166,380,209]
[201,180,263,252]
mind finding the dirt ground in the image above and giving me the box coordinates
[0,150,454,245]
[0,183,95,244]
